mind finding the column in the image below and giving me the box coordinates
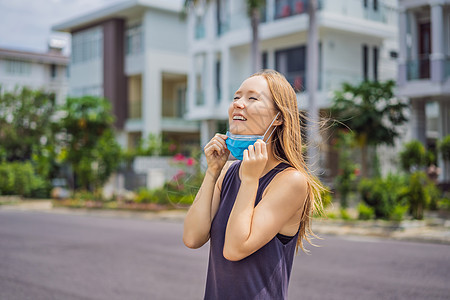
[430,0,445,83]
[221,47,230,107]
[410,99,427,146]
[397,7,407,85]
[438,100,450,182]
[266,0,275,22]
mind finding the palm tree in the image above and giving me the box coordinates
[184,0,266,73]
[306,0,320,173]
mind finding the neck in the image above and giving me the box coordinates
[262,138,283,174]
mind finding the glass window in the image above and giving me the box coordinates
[5,59,31,76]
[51,64,57,78]
[275,46,306,92]
[125,23,143,55]
[194,54,206,105]
[71,26,103,64]
[362,44,369,81]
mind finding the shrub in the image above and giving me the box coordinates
[438,135,450,161]
[340,208,352,220]
[399,140,426,173]
[358,174,407,219]
[390,205,408,222]
[0,162,49,198]
[358,202,374,220]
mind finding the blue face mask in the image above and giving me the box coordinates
[225,112,280,160]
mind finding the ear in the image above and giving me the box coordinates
[273,114,283,126]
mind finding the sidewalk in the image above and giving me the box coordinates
[1,199,450,245]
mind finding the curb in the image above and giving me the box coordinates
[2,200,449,245]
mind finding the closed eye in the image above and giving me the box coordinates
[249,97,258,101]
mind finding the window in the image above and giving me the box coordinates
[362,44,369,81]
[373,0,378,11]
[125,23,143,55]
[51,64,57,78]
[5,59,31,76]
[216,59,221,103]
[364,0,368,8]
[194,54,206,105]
[275,46,306,92]
[373,46,379,81]
[262,52,268,69]
[71,26,103,64]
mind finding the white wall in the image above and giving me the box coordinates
[0,58,68,104]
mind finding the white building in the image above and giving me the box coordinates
[52,0,200,151]
[186,0,399,181]
[397,0,450,182]
[0,45,69,105]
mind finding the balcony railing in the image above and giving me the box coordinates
[128,100,142,119]
[275,0,309,19]
[407,57,431,81]
[320,0,395,24]
[224,0,395,34]
[195,20,205,39]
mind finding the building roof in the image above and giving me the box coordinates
[0,47,69,65]
[52,0,184,33]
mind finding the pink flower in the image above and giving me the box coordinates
[173,153,186,162]
[172,169,185,181]
[169,144,177,152]
[186,158,195,166]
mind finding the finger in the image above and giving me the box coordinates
[247,144,255,158]
[254,141,262,156]
[213,135,227,148]
[215,133,228,140]
[243,149,249,161]
[257,139,267,157]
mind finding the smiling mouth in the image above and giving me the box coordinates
[233,116,247,121]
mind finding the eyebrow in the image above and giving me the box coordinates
[234,89,261,96]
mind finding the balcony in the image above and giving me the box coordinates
[128,100,142,119]
[195,19,205,39]
[275,0,309,19]
[407,58,430,81]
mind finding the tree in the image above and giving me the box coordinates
[0,87,56,162]
[58,96,121,191]
[330,80,409,177]
[184,0,266,73]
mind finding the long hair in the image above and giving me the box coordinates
[251,69,326,253]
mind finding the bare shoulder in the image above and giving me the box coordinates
[266,167,308,202]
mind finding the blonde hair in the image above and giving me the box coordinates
[251,69,326,253]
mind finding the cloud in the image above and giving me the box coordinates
[0,0,124,53]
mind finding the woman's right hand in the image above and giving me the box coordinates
[204,133,230,177]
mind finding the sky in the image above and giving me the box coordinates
[0,0,124,55]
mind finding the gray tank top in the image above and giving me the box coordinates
[204,161,299,299]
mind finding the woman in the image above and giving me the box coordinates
[183,70,325,299]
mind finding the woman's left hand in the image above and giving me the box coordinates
[241,139,268,181]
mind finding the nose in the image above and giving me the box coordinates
[233,98,245,109]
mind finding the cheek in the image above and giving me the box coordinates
[228,103,234,120]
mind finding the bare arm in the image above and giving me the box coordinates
[223,140,307,261]
[183,134,230,249]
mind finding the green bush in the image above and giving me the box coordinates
[438,197,450,210]
[390,205,408,222]
[398,171,438,219]
[0,162,49,198]
[340,208,352,220]
[399,140,426,173]
[358,174,407,219]
[438,135,450,161]
[358,202,374,220]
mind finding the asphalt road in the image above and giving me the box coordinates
[0,210,449,300]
